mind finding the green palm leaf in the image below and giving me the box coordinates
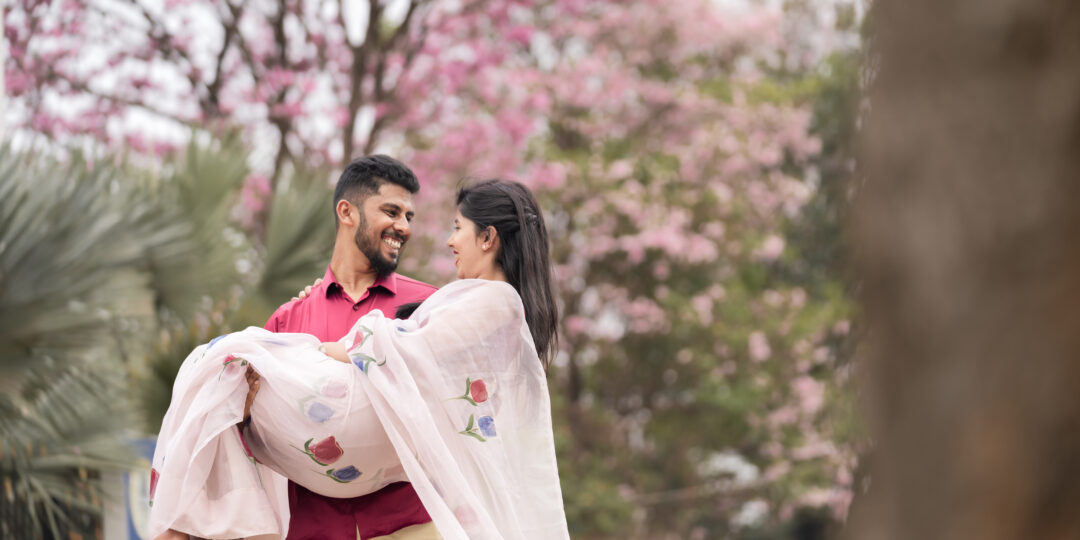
[243,167,334,317]
[0,146,174,538]
[0,368,134,539]
[0,148,180,390]
[138,136,252,320]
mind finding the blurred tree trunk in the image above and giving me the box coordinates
[846,1,1080,539]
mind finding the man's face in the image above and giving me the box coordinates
[352,183,415,276]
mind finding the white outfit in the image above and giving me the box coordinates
[149,279,569,540]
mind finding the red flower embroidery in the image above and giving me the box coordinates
[292,435,344,465]
[347,325,373,352]
[470,379,489,403]
[453,377,490,406]
[309,435,344,464]
[149,468,160,502]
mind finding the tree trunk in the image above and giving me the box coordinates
[846,1,1080,539]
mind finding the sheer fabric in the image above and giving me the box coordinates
[149,279,569,540]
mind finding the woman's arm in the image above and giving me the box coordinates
[321,342,350,363]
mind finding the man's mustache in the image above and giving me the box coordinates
[382,230,406,243]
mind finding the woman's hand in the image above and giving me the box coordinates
[321,342,350,363]
[293,278,323,300]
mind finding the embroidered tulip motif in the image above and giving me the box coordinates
[453,378,489,406]
[470,380,489,403]
[218,354,248,380]
[149,468,160,505]
[478,416,496,437]
[350,352,385,374]
[326,465,362,483]
[321,379,348,398]
[207,334,227,350]
[305,401,334,423]
[459,414,495,442]
[347,325,373,352]
[293,435,344,465]
[222,354,247,366]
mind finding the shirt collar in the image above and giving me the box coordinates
[373,271,399,295]
[322,266,398,298]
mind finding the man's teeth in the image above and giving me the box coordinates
[383,237,402,249]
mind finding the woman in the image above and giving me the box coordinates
[150,180,567,540]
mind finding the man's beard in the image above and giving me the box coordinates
[354,213,403,277]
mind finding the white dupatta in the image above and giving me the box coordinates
[149,279,569,540]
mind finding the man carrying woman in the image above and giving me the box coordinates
[150,155,569,540]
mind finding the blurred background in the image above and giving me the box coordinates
[1,0,867,538]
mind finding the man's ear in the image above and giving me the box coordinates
[336,200,356,227]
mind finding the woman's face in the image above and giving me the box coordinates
[447,210,489,279]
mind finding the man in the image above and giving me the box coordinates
[254,155,439,539]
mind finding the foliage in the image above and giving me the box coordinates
[0,139,335,537]
[0,148,163,538]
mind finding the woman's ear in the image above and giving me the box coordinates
[482,226,499,251]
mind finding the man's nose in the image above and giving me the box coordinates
[394,216,411,238]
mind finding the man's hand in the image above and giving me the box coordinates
[293,278,323,300]
[239,365,259,428]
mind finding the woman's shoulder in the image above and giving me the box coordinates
[424,279,522,314]
[441,278,517,298]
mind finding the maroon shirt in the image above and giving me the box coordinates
[265,266,438,540]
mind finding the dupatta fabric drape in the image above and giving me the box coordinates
[149,279,569,540]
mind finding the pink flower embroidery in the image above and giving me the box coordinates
[322,379,348,398]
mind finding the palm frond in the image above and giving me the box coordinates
[0,368,134,539]
[252,169,335,311]
[0,147,180,389]
[139,137,253,319]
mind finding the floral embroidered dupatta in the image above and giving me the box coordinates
[148,279,568,540]
[346,279,569,540]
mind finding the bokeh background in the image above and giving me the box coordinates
[1,0,866,538]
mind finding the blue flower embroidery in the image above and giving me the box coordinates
[478,416,496,437]
[350,352,386,374]
[326,465,362,483]
[207,334,228,350]
[459,414,495,442]
[306,401,334,423]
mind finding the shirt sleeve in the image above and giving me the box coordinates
[265,307,283,332]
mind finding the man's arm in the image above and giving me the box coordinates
[242,304,287,426]
[244,282,320,424]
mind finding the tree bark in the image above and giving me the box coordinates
[846,1,1080,539]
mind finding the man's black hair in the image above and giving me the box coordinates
[333,155,419,222]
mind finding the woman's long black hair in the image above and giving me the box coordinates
[456,179,559,368]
